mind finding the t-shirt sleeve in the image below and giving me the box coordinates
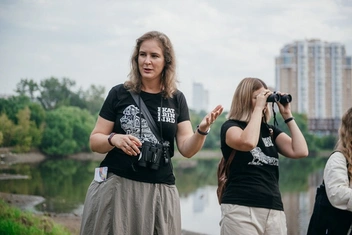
[270,124,283,141]
[176,90,190,123]
[99,85,120,122]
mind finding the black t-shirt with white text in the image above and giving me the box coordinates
[220,120,284,211]
[98,84,190,185]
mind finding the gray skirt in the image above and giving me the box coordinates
[80,173,181,235]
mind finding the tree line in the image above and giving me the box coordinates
[0,77,336,157]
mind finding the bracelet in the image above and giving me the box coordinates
[108,132,116,146]
[284,117,294,124]
[196,125,210,135]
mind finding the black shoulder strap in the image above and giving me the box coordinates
[129,91,162,142]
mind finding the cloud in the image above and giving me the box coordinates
[0,0,351,111]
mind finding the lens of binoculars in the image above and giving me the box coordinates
[267,93,292,104]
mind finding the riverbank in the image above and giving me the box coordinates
[0,149,213,235]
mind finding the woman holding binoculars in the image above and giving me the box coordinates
[79,31,223,235]
[219,77,308,235]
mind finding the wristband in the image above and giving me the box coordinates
[108,132,116,146]
[284,117,294,124]
[196,125,210,135]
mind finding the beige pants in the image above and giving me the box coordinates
[80,173,181,235]
[220,204,287,235]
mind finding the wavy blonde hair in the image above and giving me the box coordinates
[124,31,178,98]
[227,77,271,123]
[335,107,352,179]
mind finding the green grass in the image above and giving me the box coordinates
[0,199,71,235]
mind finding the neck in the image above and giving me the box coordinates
[141,83,162,94]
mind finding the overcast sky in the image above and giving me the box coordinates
[1,0,351,111]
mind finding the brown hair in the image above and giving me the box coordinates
[335,107,352,179]
[124,31,178,98]
[227,77,271,122]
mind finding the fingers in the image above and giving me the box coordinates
[118,135,141,156]
[203,105,224,126]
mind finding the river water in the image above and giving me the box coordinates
[0,154,327,235]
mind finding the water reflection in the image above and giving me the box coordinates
[0,155,328,235]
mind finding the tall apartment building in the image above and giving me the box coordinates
[192,82,209,112]
[275,39,352,119]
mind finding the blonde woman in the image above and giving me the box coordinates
[219,77,308,235]
[307,107,352,234]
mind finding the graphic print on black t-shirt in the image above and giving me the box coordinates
[248,136,279,166]
[120,104,158,144]
[158,107,176,123]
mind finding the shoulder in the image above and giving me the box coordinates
[222,120,246,130]
[173,89,185,99]
[110,84,127,93]
[171,89,188,106]
[106,84,129,99]
[327,151,347,167]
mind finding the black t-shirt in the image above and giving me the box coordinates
[220,119,284,211]
[98,84,190,185]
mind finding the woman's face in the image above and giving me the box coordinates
[138,39,165,82]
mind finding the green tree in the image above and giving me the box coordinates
[40,106,95,157]
[15,78,39,101]
[82,84,105,115]
[12,107,43,152]
[37,77,75,110]
[15,77,105,114]
[0,114,16,147]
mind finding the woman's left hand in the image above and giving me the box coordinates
[275,91,292,119]
[197,105,224,132]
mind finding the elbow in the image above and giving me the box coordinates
[239,141,257,152]
[297,149,309,158]
[179,150,195,159]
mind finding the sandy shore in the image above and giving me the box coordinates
[0,150,207,235]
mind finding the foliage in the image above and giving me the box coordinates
[0,199,70,235]
[0,77,340,157]
[12,107,43,152]
[15,77,105,115]
[40,106,95,157]
[0,113,16,147]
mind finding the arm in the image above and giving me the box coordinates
[176,105,223,158]
[226,89,269,151]
[225,106,263,151]
[274,92,309,159]
[324,152,352,211]
[90,116,142,155]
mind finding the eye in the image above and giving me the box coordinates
[139,52,146,57]
[151,53,159,58]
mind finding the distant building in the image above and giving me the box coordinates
[192,82,209,112]
[275,39,352,134]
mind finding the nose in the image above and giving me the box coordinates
[145,56,152,65]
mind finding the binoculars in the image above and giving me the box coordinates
[267,92,292,104]
[138,141,170,170]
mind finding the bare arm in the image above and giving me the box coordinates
[226,90,269,151]
[226,107,263,151]
[176,105,223,158]
[274,92,309,159]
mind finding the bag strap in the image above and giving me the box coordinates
[129,91,163,142]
